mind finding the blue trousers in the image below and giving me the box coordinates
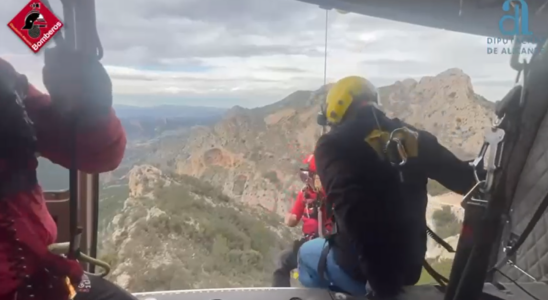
[297,238,368,296]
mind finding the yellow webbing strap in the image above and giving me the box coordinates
[66,277,77,299]
[364,129,390,159]
[364,127,419,163]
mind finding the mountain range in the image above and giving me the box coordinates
[38,68,495,211]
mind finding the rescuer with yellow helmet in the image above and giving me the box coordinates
[296,76,481,299]
[317,75,381,127]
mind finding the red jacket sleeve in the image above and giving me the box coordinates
[24,84,126,173]
[290,191,305,221]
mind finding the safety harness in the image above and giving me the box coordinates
[303,187,334,238]
[316,122,455,291]
[304,189,322,220]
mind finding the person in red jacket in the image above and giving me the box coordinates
[0,48,135,300]
[272,154,331,287]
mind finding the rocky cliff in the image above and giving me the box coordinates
[99,165,294,292]
[174,69,494,216]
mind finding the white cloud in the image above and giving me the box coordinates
[0,0,535,108]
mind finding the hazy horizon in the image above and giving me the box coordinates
[2,0,525,108]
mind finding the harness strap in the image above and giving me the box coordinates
[317,237,333,284]
[423,259,449,289]
[427,226,455,253]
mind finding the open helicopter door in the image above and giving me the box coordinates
[41,0,103,274]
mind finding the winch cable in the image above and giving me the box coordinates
[317,9,329,236]
[323,9,328,87]
[320,9,329,137]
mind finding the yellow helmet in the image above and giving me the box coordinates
[323,76,379,125]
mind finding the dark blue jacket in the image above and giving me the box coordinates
[314,105,476,296]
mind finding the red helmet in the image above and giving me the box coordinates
[299,154,316,184]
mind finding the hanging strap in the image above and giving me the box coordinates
[427,226,455,253]
[317,236,334,285]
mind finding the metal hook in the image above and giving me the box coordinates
[493,114,506,129]
[385,137,408,166]
[395,139,407,166]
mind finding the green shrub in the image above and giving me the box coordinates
[432,205,462,239]
[262,171,280,184]
[100,174,292,291]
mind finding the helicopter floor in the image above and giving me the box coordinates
[132,282,548,300]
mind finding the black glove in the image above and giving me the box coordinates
[42,47,112,120]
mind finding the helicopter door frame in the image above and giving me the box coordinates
[44,172,100,272]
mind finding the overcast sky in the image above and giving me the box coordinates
[1,0,533,108]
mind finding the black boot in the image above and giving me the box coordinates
[272,246,298,287]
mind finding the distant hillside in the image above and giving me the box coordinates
[115,104,226,141]
[114,104,226,120]
[36,104,226,191]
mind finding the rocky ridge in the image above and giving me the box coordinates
[174,68,494,216]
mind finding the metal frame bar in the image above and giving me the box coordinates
[45,173,100,271]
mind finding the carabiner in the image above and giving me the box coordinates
[395,139,407,166]
[385,137,408,166]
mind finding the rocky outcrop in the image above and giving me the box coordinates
[100,165,294,292]
[128,164,173,198]
[380,68,493,159]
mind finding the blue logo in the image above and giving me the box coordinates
[499,0,532,35]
